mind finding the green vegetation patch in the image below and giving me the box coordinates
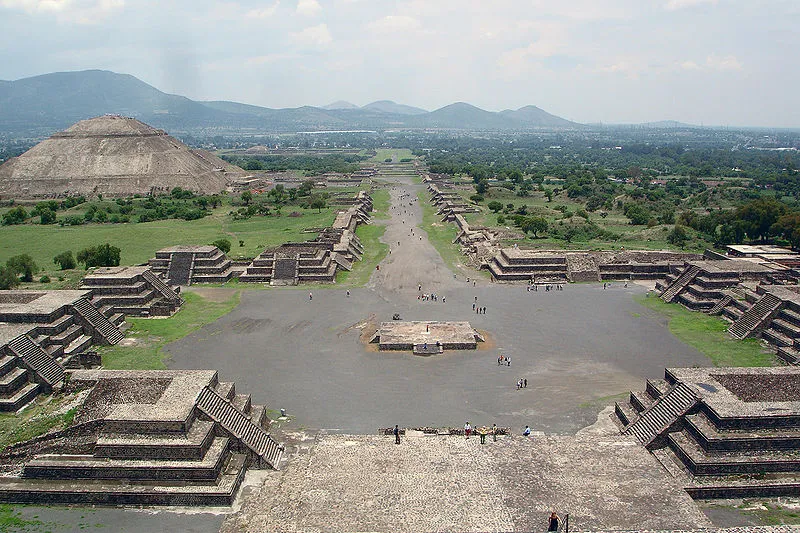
[417,191,480,276]
[0,397,77,452]
[370,148,414,162]
[370,189,391,220]
[0,207,337,267]
[335,224,388,286]
[634,294,774,367]
[100,290,241,369]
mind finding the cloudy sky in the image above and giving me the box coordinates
[1,0,798,127]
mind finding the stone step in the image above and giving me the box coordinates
[95,420,216,460]
[24,437,230,481]
[780,308,800,328]
[668,430,800,476]
[614,401,638,427]
[0,382,41,412]
[216,381,235,401]
[49,324,84,346]
[232,393,251,415]
[0,453,247,506]
[7,335,64,387]
[762,328,794,348]
[772,318,800,339]
[777,346,800,365]
[0,367,29,394]
[63,335,93,357]
[685,412,800,452]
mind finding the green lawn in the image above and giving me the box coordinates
[335,223,388,286]
[0,207,337,268]
[100,290,241,369]
[370,189,391,220]
[634,294,775,367]
[370,149,414,162]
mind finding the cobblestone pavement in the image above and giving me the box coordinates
[222,414,710,533]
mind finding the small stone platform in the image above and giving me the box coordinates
[370,321,484,352]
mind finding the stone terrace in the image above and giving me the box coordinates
[149,245,239,286]
[222,426,709,532]
[0,290,122,411]
[81,265,183,317]
[0,369,283,506]
[616,367,800,499]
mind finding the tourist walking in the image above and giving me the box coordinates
[524,378,527,388]
[548,512,560,532]
[464,421,472,439]
[394,424,400,444]
[492,423,498,442]
[346,289,350,297]
[507,356,511,367]
[523,425,531,437]
[309,292,313,301]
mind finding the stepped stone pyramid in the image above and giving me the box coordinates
[0,115,247,198]
[0,369,283,506]
[0,291,124,411]
[616,367,800,499]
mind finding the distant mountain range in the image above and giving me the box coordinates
[0,69,581,135]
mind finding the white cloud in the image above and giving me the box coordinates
[665,0,717,11]
[247,1,279,18]
[367,15,421,33]
[290,23,332,47]
[0,0,123,23]
[296,0,320,16]
[679,60,701,70]
[706,54,742,71]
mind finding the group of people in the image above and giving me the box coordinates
[516,378,527,389]
[463,421,499,444]
[497,355,511,366]
[419,293,443,303]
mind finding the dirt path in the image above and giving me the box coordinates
[367,173,459,301]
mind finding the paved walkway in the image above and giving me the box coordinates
[223,411,710,532]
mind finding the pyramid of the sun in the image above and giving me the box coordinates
[0,115,247,198]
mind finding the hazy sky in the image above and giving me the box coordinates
[1,0,798,127]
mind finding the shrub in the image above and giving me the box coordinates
[39,275,51,283]
[39,208,57,225]
[53,251,76,270]
[77,244,121,268]
[0,266,20,289]
[212,239,231,254]
[667,225,690,246]
[7,254,38,282]
[2,206,28,225]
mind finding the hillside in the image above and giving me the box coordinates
[0,70,582,135]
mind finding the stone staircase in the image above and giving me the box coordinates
[270,256,299,286]
[6,335,64,388]
[622,383,698,447]
[708,295,734,316]
[167,251,195,285]
[196,385,283,469]
[142,269,183,305]
[728,292,783,339]
[72,298,124,345]
[660,265,700,303]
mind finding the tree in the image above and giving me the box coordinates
[309,196,327,213]
[2,206,27,225]
[0,266,20,290]
[7,254,38,282]
[667,225,689,246]
[53,251,77,270]
[487,201,503,213]
[212,239,231,254]
[241,191,253,205]
[39,208,57,225]
[77,244,121,268]
[521,217,548,238]
[624,203,651,225]
[544,189,553,203]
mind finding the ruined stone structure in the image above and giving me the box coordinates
[238,192,372,285]
[616,367,800,498]
[0,291,124,411]
[0,369,283,505]
[656,259,800,363]
[486,248,701,283]
[0,115,247,199]
[370,321,485,353]
[81,266,183,317]
[149,245,240,286]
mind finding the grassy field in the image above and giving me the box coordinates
[100,290,241,369]
[370,189,391,220]
[462,184,712,252]
[417,190,484,277]
[0,207,337,268]
[335,223,388,286]
[370,149,414,163]
[634,294,775,367]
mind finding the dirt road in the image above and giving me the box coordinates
[367,173,460,301]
